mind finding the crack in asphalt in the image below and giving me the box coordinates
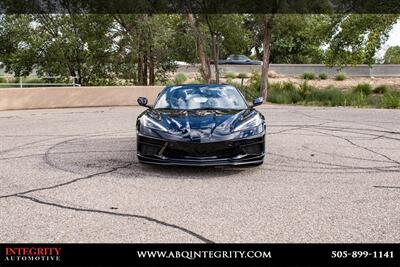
[0,163,133,199]
[309,129,400,166]
[0,136,64,154]
[0,135,214,243]
[267,152,400,173]
[291,109,400,134]
[267,122,330,135]
[0,149,135,161]
[373,186,400,189]
[301,144,396,164]
[15,194,214,243]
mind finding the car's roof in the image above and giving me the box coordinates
[166,84,234,89]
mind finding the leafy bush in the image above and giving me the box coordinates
[302,72,316,80]
[173,73,187,84]
[24,78,46,84]
[335,72,346,81]
[318,72,328,80]
[382,91,400,108]
[224,72,237,79]
[352,83,372,96]
[306,86,345,106]
[373,85,390,94]
[0,77,6,83]
[268,82,302,104]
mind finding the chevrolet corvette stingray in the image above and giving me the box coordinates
[136,84,266,166]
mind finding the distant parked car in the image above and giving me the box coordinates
[212,55,262,65]
[174,61,191,66]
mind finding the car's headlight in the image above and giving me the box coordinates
[234,115,263,132]
[141,115,168,132]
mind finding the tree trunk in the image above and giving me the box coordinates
[149,53,155,85]
[138,55,143,85]
[212,34,220,84]
[187,13,211,83]
[260,15,274,101]
[143,53,148,86]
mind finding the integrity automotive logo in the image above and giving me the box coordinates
[3,247,62,263]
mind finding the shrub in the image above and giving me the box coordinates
[247,71,261,92]
[318,72,328,80]
[373,85,390,94]
[194,73,206,84]
[24,77,46,84]
[0,77,6,83]
[268,82,302,104]
[299,81,316,98]
[224,72,237,79]
[352,83,372,96]
[382,91,400,109]
[345,92,367,107]
[165,80,174,86]
[302,72,316,80]
[237,73,248,79]
[173,73,187,84]
[335,72,346,81]
[366,95,383,107]
[306,86,345,106]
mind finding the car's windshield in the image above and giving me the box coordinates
[154,85,248,110]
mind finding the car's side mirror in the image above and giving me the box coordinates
[252,97,264,107]
[137,97,150,108]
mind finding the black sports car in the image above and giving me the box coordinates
[136,84,266,166]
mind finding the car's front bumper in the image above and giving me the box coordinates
[136,134,265,166]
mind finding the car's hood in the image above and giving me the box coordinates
[141,108,261,142]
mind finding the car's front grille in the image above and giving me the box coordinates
[138,135,265,159]
[164,142,237,159]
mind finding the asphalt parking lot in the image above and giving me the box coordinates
[0,105,399,243]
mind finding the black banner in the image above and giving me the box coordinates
[0,0,400,14]
[0,243,399,266]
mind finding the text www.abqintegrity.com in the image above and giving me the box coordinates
[137,250,272,260]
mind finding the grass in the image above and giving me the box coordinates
[250,80,400,109]
[352,83,372,96]
[267,82,302,104]
[302,72,316,80]
[173,73,187,84]
[335,72,346,81]
[318,72,328,80]
[224,72,237,79]
[306,86,346,106]
[383,91,400,108]
[373,85,390,94]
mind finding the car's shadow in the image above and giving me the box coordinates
[44,136,253,179]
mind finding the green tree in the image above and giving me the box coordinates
[324,14,399,67]
[384,46,400,64]
[112,14,178,85]
[0,14,115,85]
